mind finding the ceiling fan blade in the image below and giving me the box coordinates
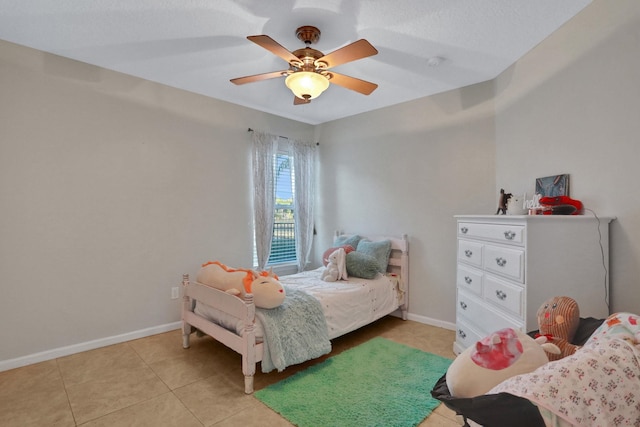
[316,39,378,69]
[230,70,288,85]
[328,72,378,95]
[294,96,311,105]
[247,35,301,65]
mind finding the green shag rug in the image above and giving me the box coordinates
[255,337,452,427]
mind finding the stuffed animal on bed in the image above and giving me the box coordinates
[536,296,580,361]
[446,328,560,398]
[321,247,348,282]
[196,261,286,309]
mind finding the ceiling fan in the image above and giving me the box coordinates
[230,26,378,105]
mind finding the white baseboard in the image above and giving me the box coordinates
[407,312,456,331]
[1,314,455,372]
[0,321,182,372]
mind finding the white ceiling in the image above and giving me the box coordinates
[0,0,592,125]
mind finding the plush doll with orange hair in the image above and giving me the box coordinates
[536,296,581,361]
[196,261,286,309]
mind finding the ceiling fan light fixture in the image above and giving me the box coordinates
[285,71,329,100]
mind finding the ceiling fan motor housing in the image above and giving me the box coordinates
[295,26,321,45]
[292,47,326,71]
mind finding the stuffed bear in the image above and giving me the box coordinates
[196,261,285,309]
[322,247,347,282]
[446,328,560,398]
[536,296,580,361]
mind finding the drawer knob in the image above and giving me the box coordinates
[464,249,473,258]
[495,257,507,267]
[458,329,467,339]
[504,230,516,240]
[460,226,468,234]
[496,290,507,300]
[464,276,472,285]
[459,301,468,310]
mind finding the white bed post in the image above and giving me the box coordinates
[400,234,409,320]
[242,292,257,394]
[181,274,192,349]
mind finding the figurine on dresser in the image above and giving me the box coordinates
[496,189,512,215]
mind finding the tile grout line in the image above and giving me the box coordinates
[128,336,206,426]
[54,357,78,426]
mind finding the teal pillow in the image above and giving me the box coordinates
[334,234,362,250]
[357,239,392,273]
[345,251,380,279]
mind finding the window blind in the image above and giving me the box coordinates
[268,152,297,265]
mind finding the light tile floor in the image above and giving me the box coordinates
[0,316,461,426]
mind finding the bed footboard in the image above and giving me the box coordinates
[181,274,263,394]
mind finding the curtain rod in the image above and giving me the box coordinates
[247,128,319,146]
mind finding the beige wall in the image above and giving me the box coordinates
[0,40,314,363]
[494,0,640,314]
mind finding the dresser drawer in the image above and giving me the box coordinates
[483,244,524,283]
[484,275,524,318]
[458,222,525,245]
[457,239,483,267]
[457,289,523,334]
[455,317,484,350]
[456,264,483,296]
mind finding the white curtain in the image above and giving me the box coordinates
[252,131,278,270]
[291,139,317,272]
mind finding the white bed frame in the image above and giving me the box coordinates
[181,233,409,394]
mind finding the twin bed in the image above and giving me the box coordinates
[181,233,409,394]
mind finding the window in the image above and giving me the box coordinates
[251,130,315,273]
[268,151,296,265]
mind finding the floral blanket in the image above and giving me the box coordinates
[489,313,640,427]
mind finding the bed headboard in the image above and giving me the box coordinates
[334,231,409,313]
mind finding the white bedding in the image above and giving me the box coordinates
[193,267,400,340]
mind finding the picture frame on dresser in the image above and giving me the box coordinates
[453,214,613,355]
[535,174,569,197]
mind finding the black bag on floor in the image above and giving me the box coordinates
[431,375,545,427]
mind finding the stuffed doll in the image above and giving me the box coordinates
[536,296,580,361]
[322,247,347,282]
[196,261,285,309]
[446,328,560,398]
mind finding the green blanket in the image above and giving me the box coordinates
[256,286,331,373]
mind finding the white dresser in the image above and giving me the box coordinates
[453,214,613,354]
